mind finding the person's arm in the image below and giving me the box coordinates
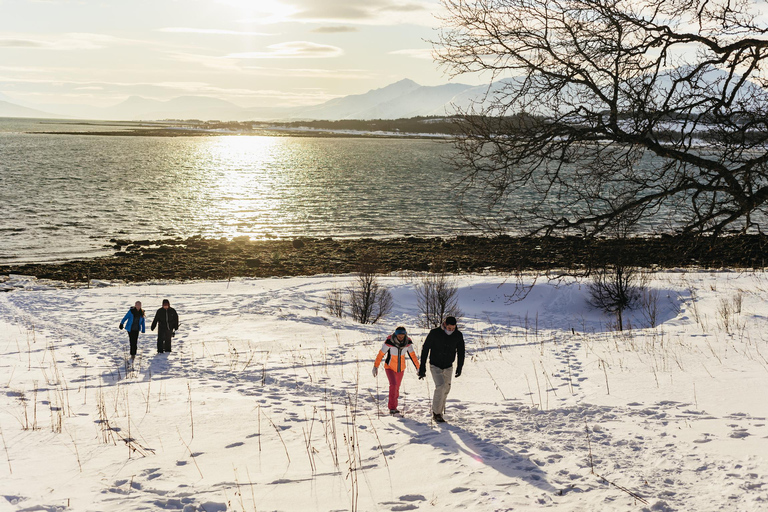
[140,316,146,333]
[150,310,158,331]
[119,310,130,329]
[407,344,420,370]
[418,332,433,377]
[373,345,386,368]
[373,343,387,377]
[455,332,466,377]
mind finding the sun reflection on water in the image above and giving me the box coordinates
[194,136,292,240]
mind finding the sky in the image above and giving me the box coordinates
[0,0,463,109]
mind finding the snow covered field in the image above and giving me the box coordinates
[0,271,766,511]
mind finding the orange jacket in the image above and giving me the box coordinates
[374,335,420,373]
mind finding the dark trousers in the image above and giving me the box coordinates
[128,330,139,356]
[157,328,172,353]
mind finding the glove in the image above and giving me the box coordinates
[171,331,176,337]
[372,367,378,377]
[455,368,462,378]
[418,370,426,380]
[119,324,124,330]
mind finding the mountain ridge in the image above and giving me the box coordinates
[1,80,482,122]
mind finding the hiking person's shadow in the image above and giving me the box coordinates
[392,414,558,495]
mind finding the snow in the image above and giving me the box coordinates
[0,271,767,511]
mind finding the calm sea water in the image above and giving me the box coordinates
[1,118,470,264]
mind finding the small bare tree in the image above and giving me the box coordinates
[415,271,462,328]
[348,251,393,324]
[588,264,642,331]
[325,287,345,318]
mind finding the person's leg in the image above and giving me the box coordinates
[385,369,404,410]
[164,329,172,352]
[430,365,453,415]
[157,332,164,353]
[128,331,138,357]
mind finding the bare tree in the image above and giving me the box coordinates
[348,251,393,324]
[588,263,642,331]
[436,0,768,237]
[415,271,463,328]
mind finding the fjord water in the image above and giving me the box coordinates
[0,119,467,264]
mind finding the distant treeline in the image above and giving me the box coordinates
[165,112,767,142]
[262,117,465,135]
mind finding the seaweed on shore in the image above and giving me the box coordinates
[2,234,767,284]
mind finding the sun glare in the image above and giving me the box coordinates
[218,0,299,23]
[197,136,289,239]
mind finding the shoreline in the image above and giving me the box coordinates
[2,234,768,284]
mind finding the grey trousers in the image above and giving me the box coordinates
[430,365,453,415]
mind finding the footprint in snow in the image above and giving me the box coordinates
[730,429,750,439]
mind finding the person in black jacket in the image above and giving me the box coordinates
[418,316,465,423]
[151,299,179,353]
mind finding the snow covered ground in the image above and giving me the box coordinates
[0,271,766,511]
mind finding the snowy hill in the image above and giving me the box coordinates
[1,271,767,510]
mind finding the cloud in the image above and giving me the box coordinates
[0,33,119,51]
[0,65,51,73]
[0,39,47,48]
[389,48,434,60]
[379,2,427,12]
[311,26,359,33]
[164,52,244,71]
[158,27,274,36]
[237,0,439,26]
[226,41,343,59]
[243,66,375,79]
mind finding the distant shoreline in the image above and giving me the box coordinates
[27,128,449,139]
[2,235,767,284]
[22,117,458,139]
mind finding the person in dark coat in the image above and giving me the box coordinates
[418,316,465,423]
[151,299,179,353]
[119,301,145,360]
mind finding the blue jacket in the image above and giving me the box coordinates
[121,308,146,333]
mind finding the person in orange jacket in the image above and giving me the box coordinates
[373,326,420,415]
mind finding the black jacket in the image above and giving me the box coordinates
[151,307,179,332]
[420,326,465,372]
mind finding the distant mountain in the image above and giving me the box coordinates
[290,80,476,120]
[0,100,63,119]
[98,95,252,121]
[3,67,760,122]
[0,78,519,122]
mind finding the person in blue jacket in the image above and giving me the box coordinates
[119,301,146,360]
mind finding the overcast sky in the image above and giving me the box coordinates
[0,0,471,109]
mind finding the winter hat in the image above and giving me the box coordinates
[394,327,407,336]
[444,316,457,326]
[162,299,170,306]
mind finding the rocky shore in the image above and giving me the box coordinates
[2,235,768,284]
